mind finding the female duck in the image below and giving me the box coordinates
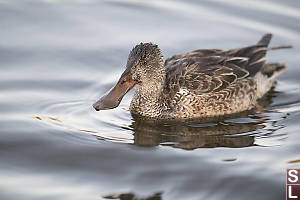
[93,34,290,119]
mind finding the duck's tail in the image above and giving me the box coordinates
[261,62,287,79]
[256,33,290,80]
[257,33,273,46]
[257,33,293,49]
[256,62,287,99]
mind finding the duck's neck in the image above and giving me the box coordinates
[130,70,166,118]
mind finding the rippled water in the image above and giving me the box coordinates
[1,0,300,199]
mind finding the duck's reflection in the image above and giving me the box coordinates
[130,117,263,150]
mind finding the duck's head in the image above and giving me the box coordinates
[93,43,164,111]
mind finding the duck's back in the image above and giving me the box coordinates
[161,34,286,118]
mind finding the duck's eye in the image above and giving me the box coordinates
[140,60,146,65]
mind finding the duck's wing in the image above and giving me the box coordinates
[164,56,250,96]
[165,33,273,77]
[223,33,272,77]
[165,49,223,69]
[163,34,274,96]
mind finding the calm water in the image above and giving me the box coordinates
[1,0,300,199]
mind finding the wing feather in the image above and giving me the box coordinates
[164,34,273,97]
[164,56,250,97]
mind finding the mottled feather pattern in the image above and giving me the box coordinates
[162,57,257,118]
[127,34,290,119]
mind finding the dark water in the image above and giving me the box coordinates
[1,0,300,199]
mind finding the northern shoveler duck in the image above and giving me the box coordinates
[93,34,291,119]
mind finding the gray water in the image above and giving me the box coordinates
[1,0,300,199]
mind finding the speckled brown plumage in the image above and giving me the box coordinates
[94,34,291,120]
